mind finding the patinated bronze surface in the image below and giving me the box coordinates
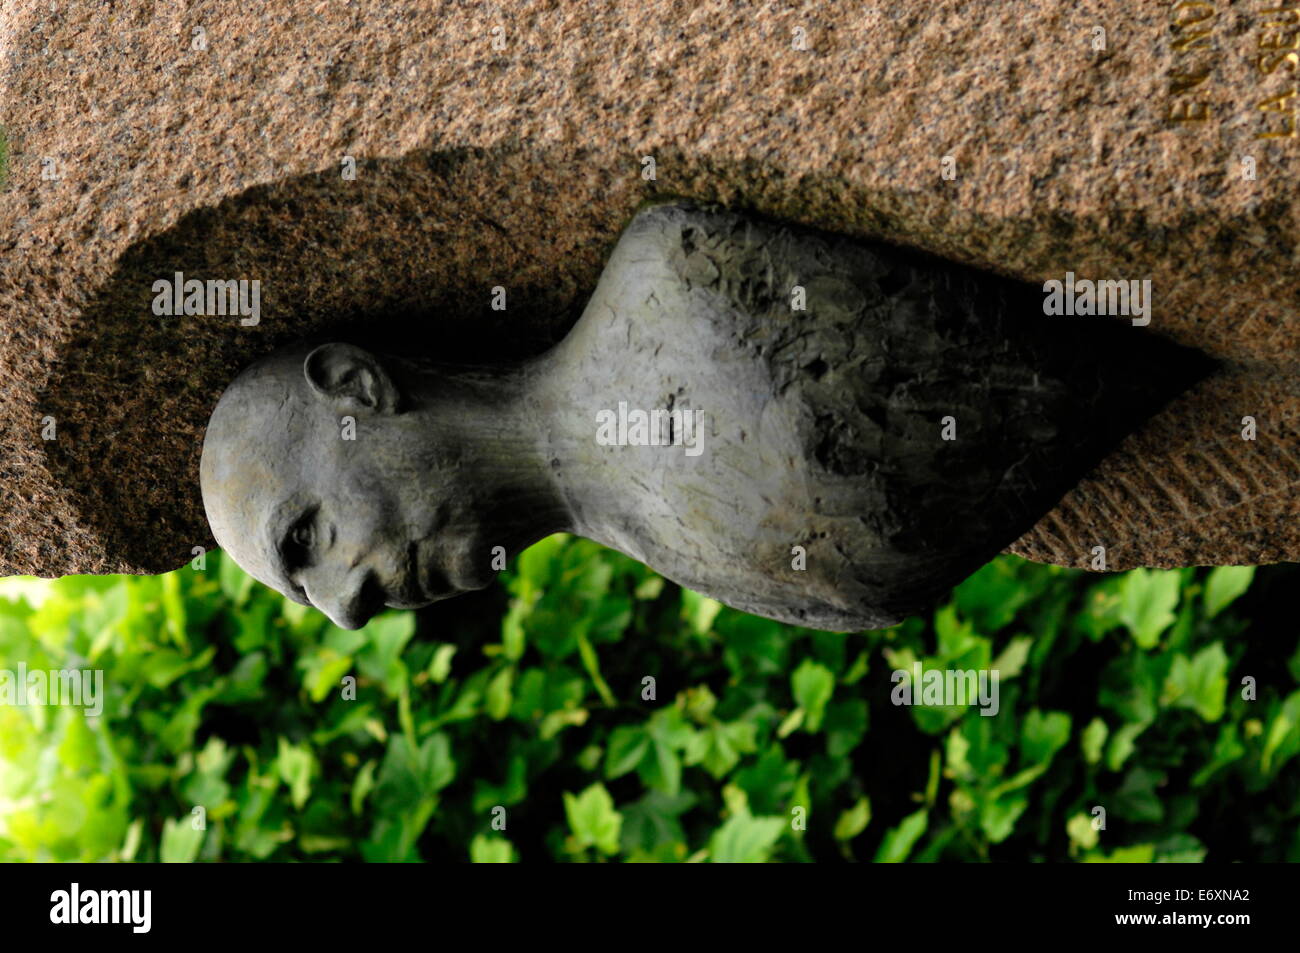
[201,202,1209,630]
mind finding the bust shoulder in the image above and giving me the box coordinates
[553,202,1208,629]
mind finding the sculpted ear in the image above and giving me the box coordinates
[303,343,401,413]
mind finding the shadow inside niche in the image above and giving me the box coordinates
[40,139,1220,575]
[43,142,637,573]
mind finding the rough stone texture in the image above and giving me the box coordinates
[1008,368,1300,569]
[3,1,1300,576]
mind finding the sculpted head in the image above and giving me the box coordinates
[200,342,537,629]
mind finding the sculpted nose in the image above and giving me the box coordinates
[303,566,380,630]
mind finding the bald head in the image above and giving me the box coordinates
[201,345,314,598]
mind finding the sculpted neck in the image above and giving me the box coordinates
[399,358,575,555]
[395,326,699,564]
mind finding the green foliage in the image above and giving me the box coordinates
[0,538,1297,862]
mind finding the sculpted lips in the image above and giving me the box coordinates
[389,541,424,607]
[395,539,453,607]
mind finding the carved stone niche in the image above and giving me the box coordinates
[11,0,1300,592]
[199,201,1212,631]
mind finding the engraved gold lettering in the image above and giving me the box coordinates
[1261,6,1300,27]
[1258,29,1300,49]
[1248,3,1300,140]
[1172,30,1213,52]
[1170,69,1212,93]
[1169,100,1214,123]
[1174,1,1216,26]
[1257,49,1300,73]
[1168,1,1217,131]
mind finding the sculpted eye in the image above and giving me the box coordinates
[283,511,319,571]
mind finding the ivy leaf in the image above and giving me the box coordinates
[635,708,697,796]
[681,589,723,636]
[638,737,682,797]
[953,558,1035,633]
[646,707,696,749]
[1153,833,1207,864]
[791,659,835,732]
[1191,723,1246,787]
[350,760,377,816]
[604,725,651,780]
[833,797,871,842]
[484,667,515,721]
[160,815,205,863]
[469,834,517,863]
[684,721,758,778]
[874,808,928,863]
[1261,690,1300,775]
[1085,844,1156,863]
[1115,766,1165,824]
[426,644,457,683]
[564,783,622,855]
[934,604,979,660]
[1118,569,1181,648]
[1099,652,1162,724]
[356,612,417,692]
[1021,709,1072,767]
[734,747,800,814]
[1066,813,1099,854]
[373,733,455,813]
[991,636,1033,679]
[1081,717,1108,765]
[719,612,790,678]
[620,789,696,853]
[276,737,316,810]
[824,699,869,757]
[1203,566,1254,619]
[298,648,353,703]
[980,795,1028,844]
[1106,720,1151,772]
[1161,643,1228,722]
[416,734,457,794]
[709,810,786,863]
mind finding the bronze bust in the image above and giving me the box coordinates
[201,202,1208,631]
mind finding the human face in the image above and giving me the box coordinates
[200,349,491,629]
